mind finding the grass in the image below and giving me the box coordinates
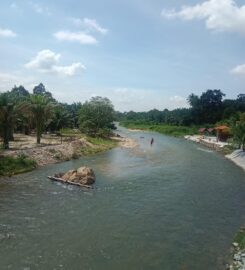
[120,122,198,137]
[234,227,245,249]
[81,136,118,155]
[0,155,37,176]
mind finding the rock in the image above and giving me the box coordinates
[233,242,239,248]
[61,167,95,185]
[234,254,241,261]
[62,170,77,181]
[76,167,96,185]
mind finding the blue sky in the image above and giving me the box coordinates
[0,0,244,111]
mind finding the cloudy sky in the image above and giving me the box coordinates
[0,0,244,111]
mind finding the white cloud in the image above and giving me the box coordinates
[53,63,85,76]
[231,64,245,75]
[54,31,97,44]
[0,27,17,38]
[71,17,108,34]
[25,50,60,70]
[161,0,245,34]
[25,49,85,76]
[83,18,108,34]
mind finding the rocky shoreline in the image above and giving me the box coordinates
[226,227,245,270]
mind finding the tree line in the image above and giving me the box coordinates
[0,83,115,149]
[116,89,245,149]
[117,90,245,126]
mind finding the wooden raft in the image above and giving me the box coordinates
[48,176,93,189]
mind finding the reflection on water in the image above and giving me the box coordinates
[0,127,244,270]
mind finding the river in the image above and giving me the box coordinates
[0,127,244,270]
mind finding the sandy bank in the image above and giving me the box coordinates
[111,136,139,148]
[2,134,138,167]
[128,128,144,132]
[4,139,90,166]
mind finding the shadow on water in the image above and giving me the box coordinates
[0,126,244,269]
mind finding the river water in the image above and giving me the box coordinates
[0,127,244,270]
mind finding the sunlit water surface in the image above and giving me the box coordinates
[0,127,244,270]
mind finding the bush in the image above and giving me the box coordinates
[0,155,37,176]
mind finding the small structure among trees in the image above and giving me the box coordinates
[215,125,231,142]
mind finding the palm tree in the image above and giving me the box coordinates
[0,93,16,149]
[22,95,55,144]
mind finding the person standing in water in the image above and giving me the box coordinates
[150,138,154,146]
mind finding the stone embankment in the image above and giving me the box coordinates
[226,227,245,270]
[184,135,245,172]
[226,150,245,171]
[184,135,229,150]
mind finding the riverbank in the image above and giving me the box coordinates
[227,227,245,270]
[184,135,245,172]
[120,122,198,137]
[0,133,137,176]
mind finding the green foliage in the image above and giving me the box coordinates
[188,89,225,124]
[0,155,37,176]
[60,128,81,135]
[79,96,115,137]
[234,228,245,249]
[11,85,30,100]
[232,113,245,150]
[121,121,198,137]
[81,136,117,155]
[33,83,55,102]
[0,92,18,149]
[21,94,56,144]
[47,104,72,132]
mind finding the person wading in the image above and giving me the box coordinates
[150,138,154,146]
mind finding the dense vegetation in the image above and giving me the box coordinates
[117,89,245,147]
[0,155,37,176]
[0,83,115,149]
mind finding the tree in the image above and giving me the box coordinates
[22,95,55,144]
[47,104,72,132]
[232,113,245,151]
[188,90,225,124]
[0,93,17,149]
[11,85,30,99]
[79,96,115,136]
[200,89,225,123]
[33,83,55,101]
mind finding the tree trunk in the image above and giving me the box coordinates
[36,123,42,144]
[3,129,9,149]
[242,135,245,151]
[8,127,14,141]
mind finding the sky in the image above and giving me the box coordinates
[0,0,244,112]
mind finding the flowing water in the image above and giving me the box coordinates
[0,127,244,270]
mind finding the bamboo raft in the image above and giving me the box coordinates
[48,176,93,189]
